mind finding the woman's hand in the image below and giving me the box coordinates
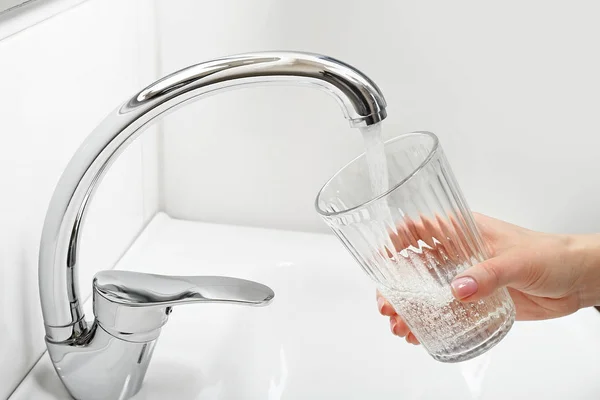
[377,213,600,343]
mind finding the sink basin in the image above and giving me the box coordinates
[11,213,600,399]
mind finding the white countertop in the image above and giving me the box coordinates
[11,213,600,399]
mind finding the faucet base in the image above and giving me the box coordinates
[47,322,157,400]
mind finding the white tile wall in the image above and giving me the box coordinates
[157,0,600,235]
[0,0,159,396]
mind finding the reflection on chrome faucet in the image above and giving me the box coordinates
[38,51,388,399]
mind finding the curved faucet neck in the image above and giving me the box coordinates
[38,51,387,342]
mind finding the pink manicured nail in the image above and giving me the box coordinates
[451,276,478,299]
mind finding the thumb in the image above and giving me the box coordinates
[450,253,536,302]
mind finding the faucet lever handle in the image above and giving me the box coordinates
[92,270,274,340]
[94,270,274,307]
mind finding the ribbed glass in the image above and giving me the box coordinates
[316,131,515,362]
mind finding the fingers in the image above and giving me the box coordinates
[390,315,419,344]
[392,316,419,344]
[451,251,539,302]
[390,315,410,337]
[377,291,420,344]
[377,295,397,316]
[406,332,420,345]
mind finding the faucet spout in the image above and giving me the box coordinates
[38,51,387,398]
[132,52,387,127]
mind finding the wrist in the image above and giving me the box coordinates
[567,234,600,308]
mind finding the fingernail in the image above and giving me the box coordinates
[451,276,478,299]
[377,296,385,312]
[390,317,398,333]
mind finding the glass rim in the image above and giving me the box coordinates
[314,130,440,218]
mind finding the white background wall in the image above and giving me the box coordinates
[157,0,600,235]
[4,0,600,397]
[0,0,159,397]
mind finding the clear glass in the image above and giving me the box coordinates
[315,130,515,362]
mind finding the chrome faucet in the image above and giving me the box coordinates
[39,51,387,400]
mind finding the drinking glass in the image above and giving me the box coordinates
[315,130,515,362]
